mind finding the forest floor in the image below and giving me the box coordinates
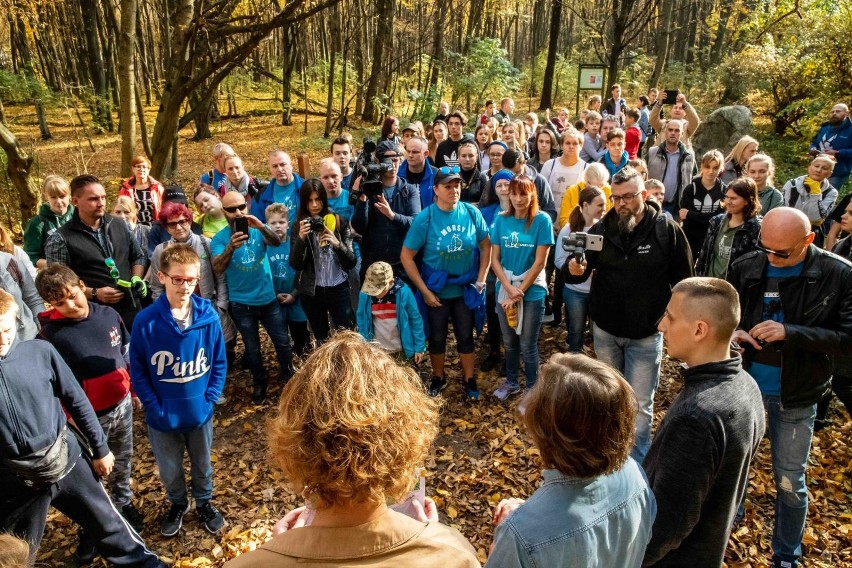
[4,104,849,567]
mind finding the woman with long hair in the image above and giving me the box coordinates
[118,155,164,227]
[489,175,553,399]
[528,128,559,173]
[429,120,449,163]
[554,186,606,352]
[501,121,525,155]
[694,177,762,278]
[380,115,401,145]
[745,153,783,214]
[111,196,151,268]
[721,135,759,184]
[289,179,356,344]
[475,124,493,172]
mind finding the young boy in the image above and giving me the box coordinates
[0,289,163,567]
[265,204,310,356]
[679,149,726,256]
[645,179,674,222]
[623,109,643,160]
[356,261,426,364]
[600,129,629,177]
[35,265,143,561]
[23,175,74,268]
[130,245,226,537]
[580,111,605,163]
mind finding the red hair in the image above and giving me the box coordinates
[159,201,192,223]
[502,175,539,230]
[131,155,150,168]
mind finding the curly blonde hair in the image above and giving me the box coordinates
[269,331,439,508]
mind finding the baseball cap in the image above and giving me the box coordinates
[163,185,188,204]
[361,262,395,296]
[375,140,403,160]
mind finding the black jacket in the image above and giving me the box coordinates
[727,246,852,406]
[643,357,765,567]
[352,177,420,271]
[460,169,487,204]
[563,199,694,338]
[0,339,110,466]
[694,214,761,278]
[289,215,356,296]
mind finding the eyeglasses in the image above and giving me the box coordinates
[223,203,247,213]
[488,152,504,158]
[610,191,642,205]
[105,257,120,280]
[437,166,461,175]
[756,235,806,259]
[165,219,190,229]
[163,274,200,287]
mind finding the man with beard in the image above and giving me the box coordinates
[809,103,851,190]
[565,167,693,463]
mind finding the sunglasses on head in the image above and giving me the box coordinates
[437,166,460,175]
[223,203,247,213]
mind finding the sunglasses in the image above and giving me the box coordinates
[756,234,807,259]
[437,166,461,175]
[162,273,199,287]
[105,257,120,280]
[223,203,247,213]
[165,219,190,229]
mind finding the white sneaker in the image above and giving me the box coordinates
[493,381,521,401]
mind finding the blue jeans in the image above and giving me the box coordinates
[97,394,134,508]
[829,174,848,192]
[148,418,214,507]
[562,287,589,353]
[231,299,294,386]
[496,298,545,389]
[763,395,816,565]
[592,324,662,463]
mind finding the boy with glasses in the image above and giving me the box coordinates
[130,245,227,538]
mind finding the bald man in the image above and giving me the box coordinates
[727,207,852,568]
[809,103,851,190]
[644,277,764,567]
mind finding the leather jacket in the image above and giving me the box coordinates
[289,215,356,296]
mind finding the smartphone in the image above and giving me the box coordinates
[663,89,680,105]
[234,216,249,235]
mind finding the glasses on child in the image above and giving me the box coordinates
[163,274,200,287]
[223,203,247,213]
[437,166,460,175]
[165,219,190,229]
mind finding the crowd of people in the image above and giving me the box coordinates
[0,91,850,568]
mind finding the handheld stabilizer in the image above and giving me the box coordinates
[561,232,604,264]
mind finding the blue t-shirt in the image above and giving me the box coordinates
[748,261,804,396]
[327,189,354,221]
[266,239,307,322]
[271,181,299,225]
[490,212,554,302]
[404,203,489,299]
[210,226,276,306]
[200,170,227,194]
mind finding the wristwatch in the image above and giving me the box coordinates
[90,287,98,300]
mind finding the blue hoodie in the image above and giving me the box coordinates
[130,294,226,433]
[810,116,852,179]
[252,174,305,224]
[356,278,426,358]
[398,160,437,209]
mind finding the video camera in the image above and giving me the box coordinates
[561,232,603,264]
[350,137,394,201]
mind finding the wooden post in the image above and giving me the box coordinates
[297,153,310,179]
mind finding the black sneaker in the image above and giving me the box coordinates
[252,384,267,405]
[160,501,190,537]
[197,502,225,535]
[121,503,145,533]
[76,530,97,564]
[464,378,480,401]
[428,376,448,397]
[479,352,500,373]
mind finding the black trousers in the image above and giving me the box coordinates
[816,374,852,423]
[0,438,161,567]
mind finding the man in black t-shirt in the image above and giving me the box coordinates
[435,111,469,168]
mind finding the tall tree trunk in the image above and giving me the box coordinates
[539,0,562,110]
[13,16,51,140]
[0,123,40,222]
[709,0,733,66]
[323,6,338,138]
[649,0,673,88]
[79,0,111,131]
[118,0,138,175]
[281,22,296,126]
[362,0,392,122]
[428,0,445,88]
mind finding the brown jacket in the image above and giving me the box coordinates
[224,509,481,568]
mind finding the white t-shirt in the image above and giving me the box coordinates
[541,159,587,212]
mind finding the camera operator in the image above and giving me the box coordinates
[352,140,421,285]
[564,167,693,464]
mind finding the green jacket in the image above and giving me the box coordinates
[23,203,74,263]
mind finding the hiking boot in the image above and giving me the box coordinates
[428,376,448,397]
[160,501,190,537]
[479,352,500,373]
[252,384,267,405]
[121,503,145,533]
[464,378,480,401]
[493,381,521,401]
[76,530,97,564]
[197,502,225,535]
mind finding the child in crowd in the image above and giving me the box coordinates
[580,111,605,163]
[130,245,226,538]
[645,179,674,222]
[265,204,311,356]
[0,225,36,279]
[601,129,629,177]
[628,158,648,180]
[680,149,727,255]
[23,175,74,269]
[0,289,163,567]
[624,109,643,159]
[112,196,151,268]
[356,261,426,365]
[35,265,143,562]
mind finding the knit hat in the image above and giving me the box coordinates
[163,185,188,204]
[490,169,515,194]
[361,261,395,296]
